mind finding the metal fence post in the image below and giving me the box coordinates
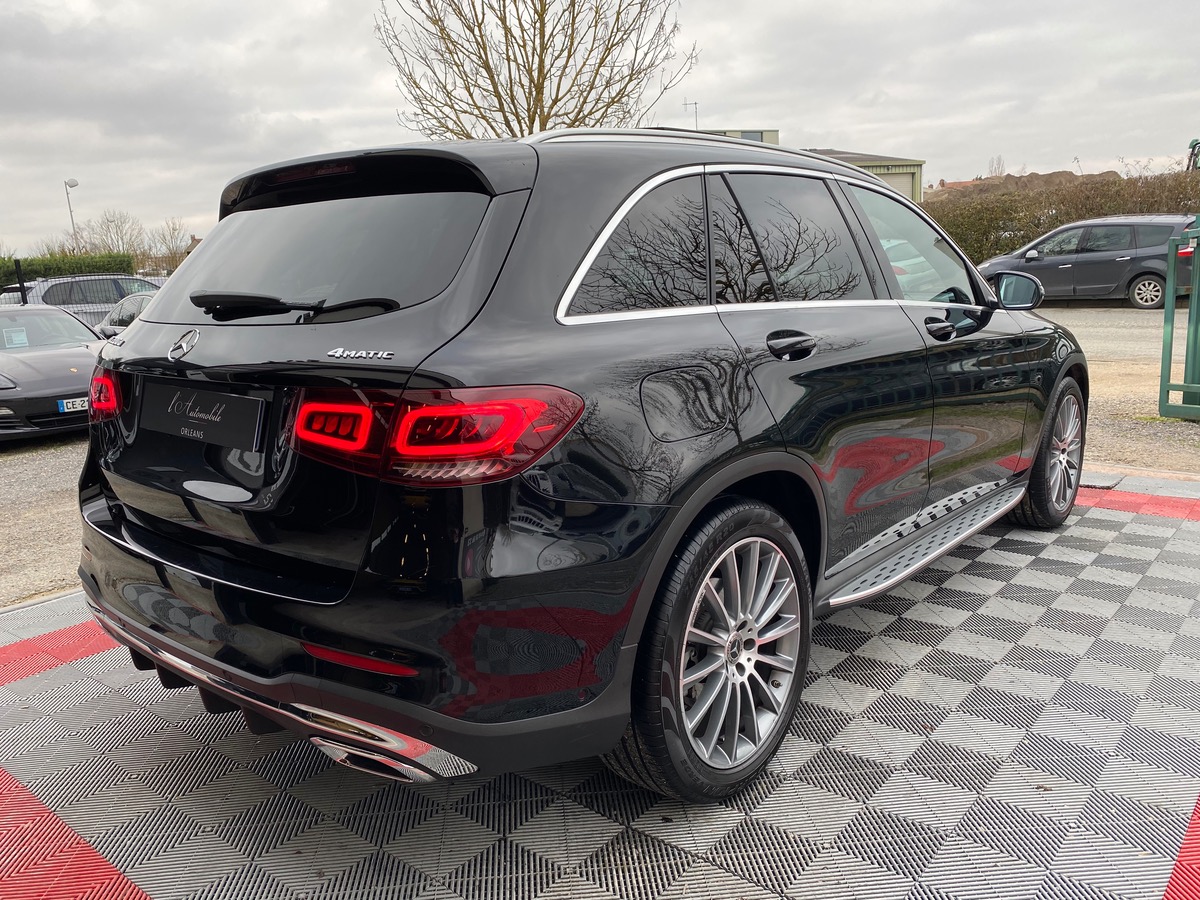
[13,258,28,305]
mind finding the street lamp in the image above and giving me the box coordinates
[63,178,79,254]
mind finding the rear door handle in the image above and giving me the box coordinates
[1058,264,1072,269]
[766,330,817,360]
[924,317,956,341]
[1116,256,1132,261]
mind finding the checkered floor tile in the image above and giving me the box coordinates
[3,501,1200,899]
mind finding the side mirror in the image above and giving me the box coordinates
[96,325,115,338]
[1024,249,1039,261]
[989,271,1044,310]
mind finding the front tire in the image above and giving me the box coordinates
[603,498,811,802]
[1008,377,1085,528]
[1128,274,1166,310]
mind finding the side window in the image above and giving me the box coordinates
[709,175,774,304]
[72,279,121,304]
[568,176,707,316]
[849,186,975,304]
[117,278,159,295]
[1135,224,1175,248]
[41,283,72,306]
[1079,225,1132,253]
[727,174,871,303]
[110,299,138,327]
[1036,228,1083,256]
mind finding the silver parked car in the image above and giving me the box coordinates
[0,273,162,326]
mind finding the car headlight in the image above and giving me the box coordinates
[0,373,16,390]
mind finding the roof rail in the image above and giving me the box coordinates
[521,128,847,167]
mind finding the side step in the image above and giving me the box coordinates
[828,483,1026,608]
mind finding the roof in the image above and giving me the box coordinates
[805,148,926,166]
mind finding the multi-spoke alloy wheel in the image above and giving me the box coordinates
[1008,376,1086,529]
[603,499,811,802]
[679,537,801,769]
[1047,393,1083,515]
[1128,274,1165,310]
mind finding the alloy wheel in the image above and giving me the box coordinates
[678,537,802,769]
[1048,394,1083,514]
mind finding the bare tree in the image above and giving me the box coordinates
[0,238,13,259]
[31,231,79,257]
[987,155,1006,178]
[151,217,191,272]
[87,209,147,256]
[375,0,698,139]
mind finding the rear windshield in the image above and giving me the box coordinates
[141,192,489,326]
[0,309,96,349]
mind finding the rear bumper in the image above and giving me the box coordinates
[77,492,647,777]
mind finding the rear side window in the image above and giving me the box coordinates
[725,174,871,303]
[72,279,121,304]
[709,175,774,304]
[568,176,708,316]
[141,192,489,325]
[1080,225,1132,253]
[1135,225,1176,248]
[41,283,74,306]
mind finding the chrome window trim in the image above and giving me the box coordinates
[716,298,896,313]
[556,164,887,325]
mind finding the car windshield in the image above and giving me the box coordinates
[0,310,96,350]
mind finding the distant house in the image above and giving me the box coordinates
[705,129,780,145]
[805,149,926,203]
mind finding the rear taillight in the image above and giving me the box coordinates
[1178,245,1194,258]
[89,367,121,422]
[290,385,583,486]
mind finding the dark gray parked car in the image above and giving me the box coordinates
[0,274,163,326]
[977,214,1194,309]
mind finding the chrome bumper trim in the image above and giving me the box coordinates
[90,604,478,781]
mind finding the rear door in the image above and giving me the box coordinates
[89,152,531,604]
[1073,224,1135,298]
[709,170,935,573]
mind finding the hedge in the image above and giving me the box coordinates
[0,253,136,285]
[921,171,1200,263]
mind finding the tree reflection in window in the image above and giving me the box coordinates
[725,174,868,303]
[569,176,708,315]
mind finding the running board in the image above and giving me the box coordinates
[827,483,1026,608]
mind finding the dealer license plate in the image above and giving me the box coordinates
[139,381,264,451]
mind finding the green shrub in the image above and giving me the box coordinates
[0,253,136,285]
[922,172,1200,263]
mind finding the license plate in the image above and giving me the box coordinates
[57,397,88,413]
[139,381,264,451]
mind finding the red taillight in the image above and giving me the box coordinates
[89,367,121,422]
[1178,245,1194,258]
[289,385,583,486]
[295,402,372,451]
[892,265,908,275]
[302,642,418,677]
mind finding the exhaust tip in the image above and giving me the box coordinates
[309,737,435,784]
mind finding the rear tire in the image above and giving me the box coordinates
[1128,274,1166,310]
[603,498,811,802]
[1008,377,1085,529]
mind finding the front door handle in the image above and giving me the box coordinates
[1116,256,1132,261]
[766,330,817,360]
[924,317,956,341]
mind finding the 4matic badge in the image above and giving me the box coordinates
[326,348,394,360]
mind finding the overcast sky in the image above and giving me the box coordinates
[3,0,1197,255]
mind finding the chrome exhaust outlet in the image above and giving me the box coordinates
[309,737,436,784]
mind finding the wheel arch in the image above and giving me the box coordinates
[623,452,826,651]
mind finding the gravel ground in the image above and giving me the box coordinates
[2,304,1197,608]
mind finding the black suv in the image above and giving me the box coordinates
[79,130,1087,802]
[977,214,1194,309]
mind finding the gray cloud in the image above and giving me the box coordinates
[1,0,1194,255]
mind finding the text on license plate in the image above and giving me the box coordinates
[57,397,88,413]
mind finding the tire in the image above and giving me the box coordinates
[1128,274,1166,310]
[603,498,811,802]
[1008,377,1086,529]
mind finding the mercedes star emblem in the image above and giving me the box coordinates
[167,329,200,361]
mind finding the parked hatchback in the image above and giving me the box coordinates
[977,214,1194,309]
[80,130,1087,802]
[0,273,162,326]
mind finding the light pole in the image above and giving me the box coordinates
[63,178,79,254]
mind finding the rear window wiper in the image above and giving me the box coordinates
[189,291,325,321]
